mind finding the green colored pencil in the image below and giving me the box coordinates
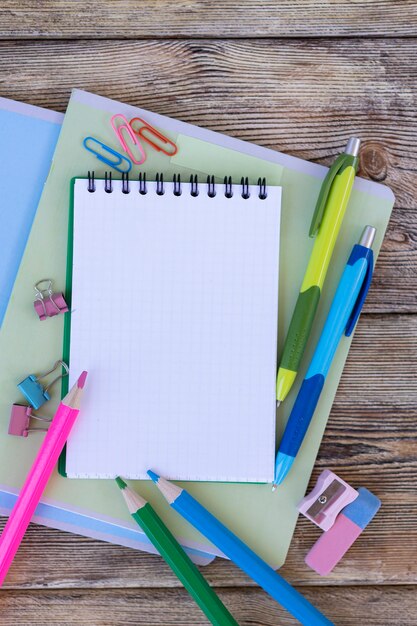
[115,478,239,626]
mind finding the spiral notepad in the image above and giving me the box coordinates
[65,174,281,482]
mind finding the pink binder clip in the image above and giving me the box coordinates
[8,404,51,438]
[110,114,146,165]
[298,469,358,531]
[130,117,178,156]
[34,279,68,321]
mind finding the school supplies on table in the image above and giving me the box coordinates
[276,138,361,405]
[298,469,358,531]
[1,88,394,568]
[33,279,69,321]
[64,175,281,481]
[0,372,87,586]
[17,360,69,410]
[0,97,62,328]
[274,226,376,487]
[116,478,238,626]
[148,471,334,626]
[305,486,381,576]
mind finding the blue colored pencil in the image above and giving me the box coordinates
[148,470,334,626]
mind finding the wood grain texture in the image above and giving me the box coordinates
[0,38,416,312]
[368,208,417,313]
[1,586,416,626]
[1,0,417,39]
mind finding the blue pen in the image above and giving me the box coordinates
[148,470,334,626]
[273,225,376,488]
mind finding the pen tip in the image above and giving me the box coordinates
[273,452,293,486]
[272,484,277,492]
[77,371,88,389]
[115,476,127,490]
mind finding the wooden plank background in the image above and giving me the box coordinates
[0,2,416,624]
[1,1,417,38]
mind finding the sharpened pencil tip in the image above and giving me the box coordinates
[147,469,160,483]
[272,484,277,492]
[77,371,88,389]
[276,400,281,409]
[115,476,127,490]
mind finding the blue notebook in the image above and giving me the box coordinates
[0,98,62,327]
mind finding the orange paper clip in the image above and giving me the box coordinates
[110,114,146,165]
[130,117,178,157]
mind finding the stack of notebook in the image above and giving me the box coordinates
[0,91,394,566]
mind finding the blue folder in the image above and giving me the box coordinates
[0,98,63,327]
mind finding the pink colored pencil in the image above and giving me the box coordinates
[0,371,88,586]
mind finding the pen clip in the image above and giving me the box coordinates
[309,153,351,238]
[345,248,374,337]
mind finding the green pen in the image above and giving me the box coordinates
[276,137,361,404]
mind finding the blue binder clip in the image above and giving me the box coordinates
[17,360,69,410]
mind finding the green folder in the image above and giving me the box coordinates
[0,89,394,566]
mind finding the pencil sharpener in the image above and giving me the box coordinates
[298,469,358,531]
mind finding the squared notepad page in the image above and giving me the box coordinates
[66,177,281,482]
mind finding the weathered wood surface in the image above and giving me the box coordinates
[1,586,416,625]
[1,0,417,39]
[0,39,416,313]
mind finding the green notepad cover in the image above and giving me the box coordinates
[0,89,394,567]
[57,176,76,478]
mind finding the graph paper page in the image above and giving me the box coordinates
[66,177,281,481]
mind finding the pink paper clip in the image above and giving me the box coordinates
[298,469,358,531]
[110,114,146,165]
[34,279,68,321]
[8,404,52,438]
[130,117,178,156]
